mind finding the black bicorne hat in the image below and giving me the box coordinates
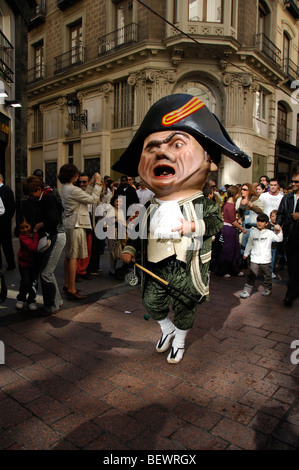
[112,94,251,176]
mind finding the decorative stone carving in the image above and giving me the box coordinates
[222,73,259,103]
[127,73,137,86]
[76,82,114,103]
[57,97,67,111]
[128,68,177,100]
[171,48,184,67]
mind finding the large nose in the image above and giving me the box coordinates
[155,143,175,162]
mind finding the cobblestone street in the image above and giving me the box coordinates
[0,248,298,450]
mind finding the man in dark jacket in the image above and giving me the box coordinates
[0,174,16,270]
[115,175,139,218]
[276,173,299,306]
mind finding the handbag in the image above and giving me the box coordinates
[37,233,51,253]
[111,239,123,260]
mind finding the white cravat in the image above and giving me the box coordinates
[149,200,183,240]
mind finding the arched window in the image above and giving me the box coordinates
[175,81,217,113]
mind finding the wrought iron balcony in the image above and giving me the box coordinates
[282,57,299,81]
[0,30,14,83]
[255,33,281,66]
[28,64,46,83]
[98,23,140,56]
[29,0,46,29]
[277,125,292,144]
[54,45,86,74]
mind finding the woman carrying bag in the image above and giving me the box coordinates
[23,176,66,316]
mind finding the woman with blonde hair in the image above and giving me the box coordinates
[216,185,247,278]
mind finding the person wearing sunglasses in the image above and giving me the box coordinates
[276,175,299,307]
[236,183,264,262]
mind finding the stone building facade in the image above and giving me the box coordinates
[27,0,299,189]
[0,0,35,214]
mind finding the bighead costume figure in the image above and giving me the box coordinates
[114,94,251,364]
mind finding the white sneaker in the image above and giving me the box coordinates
[167,346,185,364]
[28,303,37,311]
[271,273,277,279]
[16,300,24,310]
[156,330,175,353]
[238,271,244,277]
[240,291,250,299]
[223,274,231,278]
[262,289,272,296]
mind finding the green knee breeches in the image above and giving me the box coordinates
[142,261,200,330]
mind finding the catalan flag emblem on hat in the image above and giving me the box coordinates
[161,97,205,127]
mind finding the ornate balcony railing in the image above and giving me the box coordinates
[28,64,46,83]
[30,0,46,29]
[255,33,281,66]
[282,57,299,81]
[54,45,86,74]
[0,30,14,83]
[98,23,140,56]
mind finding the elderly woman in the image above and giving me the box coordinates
[23,176,66,316]
[58,163,102,299]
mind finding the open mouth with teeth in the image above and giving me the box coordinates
[153,165,176,177]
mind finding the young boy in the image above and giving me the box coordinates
[240,213,283,298]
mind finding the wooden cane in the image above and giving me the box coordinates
[134,262,202,304]
[135,263,168,286]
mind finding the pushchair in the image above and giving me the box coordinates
[124,261,140,286]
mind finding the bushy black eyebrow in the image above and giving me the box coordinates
[144,131,190,150]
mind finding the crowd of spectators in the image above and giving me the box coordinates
[0,168,298,314]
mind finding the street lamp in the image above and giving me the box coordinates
[67,99,88,129]
[5,100,22,108]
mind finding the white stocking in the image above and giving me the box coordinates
[157,315,175,335]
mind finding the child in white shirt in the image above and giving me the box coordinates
[240,213,283,298]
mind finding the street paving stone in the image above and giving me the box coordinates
[0,260,298,450]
